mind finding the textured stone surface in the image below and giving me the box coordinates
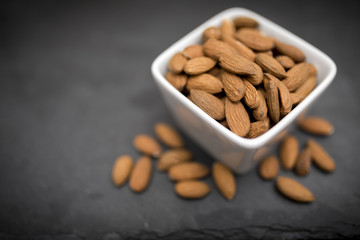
[0,1,360,239]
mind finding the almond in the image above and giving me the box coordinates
[235,28,274,51]
[276,176,315,202]
[275,55,295,69]
[298,117,334,136]
[255,53,287,79]
[203,38,237,60]
[253,88,268,121]
[307,139,335,172]
[221,19,235,38]
[168,52,187,73]
[221,70,245,102]
[219,52,257,75]
[290,93,303,105]
[129,156,152,193]
[282,63,311,91]
[242,62,264,86]
[247,120,269,138]
[219,119,229,129]
[269,73,292,117]
[168,162,210,181]
[184,56,217,75]
[295,147,312,176]
[293,76,317,103]
[133,134,162,158]
[207,66,221,78]
[112,155,134,187]
[202,26,221,42]
[175,180,210,199]
[275,41,305,62]
[222,35,256,61]
[280,135,299,170]
[260,50,273,57]
[157,149,192,171]
[190,89,225,120]
[186,73,223,94]
[243,79,260,109]
[154,122,184,148]
[263,74,280,123]
[182,44,204,59]
[225,98,250,137]
[234,17,259,28]
[165,72,187,92]
[212,162,236,200]
[259,156,279,180]
[309,63,317,77]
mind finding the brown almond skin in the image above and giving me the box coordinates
[234,17,259,28]
[202,26,221,42]
[129,156,152,193]
[221,19,235,38]
[219,52,257,75]
[295,147,312,176]
[183,44,204,59]
[255,53,287,79]
[155,122,184,148]
[280,135,299,170]
[259,155,279,180]
[275,55,295,69]
[165,72,187,92]
[235,28,274,51]
[276,176,315,203]
[269,73,292,117]
[133,134,162,158]
[168,52,187,73]
[190,89,225,120]
[213,162,236,200]
[242,62,264,86]
[203,38,237,60]
[307,139,336,172]
[112,155,134,187]
[222,35,256,61]
[290,93,303,105]
[282,63,311,91]
[263,74,280,123]
[247,120,269,138]
[275,41,305,62]
[168,162,210,181]
[221,70,245,102]
[294,76,317,102]
[175,180,211,199]
[225,98,251,137]
[186,74,223,94]
[184,56,216,75]
[157,149,192,171]
[298,117,334,136]
[243,80,260,109]
[253,88,268,121]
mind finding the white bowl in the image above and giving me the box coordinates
[151,7,336,174]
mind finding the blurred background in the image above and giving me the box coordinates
[0,1,359,239]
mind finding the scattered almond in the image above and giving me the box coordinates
[168,162,210,181]
[259,155,279,180]
[129,156,152,193]
[295,147,312,176]
[280,135,299,170]
[276,176,315,202]
[133,134,162,158]
[154,122,184,148]
[175,180,211,199]
[298,116,334,136]
[157,149,192,171]
[213,162,236,200]
[112,155,134,187]
[307,139,336,172]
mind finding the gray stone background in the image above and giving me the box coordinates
[1,1,359,239]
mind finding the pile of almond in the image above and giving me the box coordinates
[166,16,317,138]
[112,122,236,200]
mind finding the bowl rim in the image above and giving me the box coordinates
[151,7,337,149]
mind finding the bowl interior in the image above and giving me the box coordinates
[151,7,337,149]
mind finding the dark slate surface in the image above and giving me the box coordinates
[1,1,360,239]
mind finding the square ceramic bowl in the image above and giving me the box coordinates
[151,8,336,174]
